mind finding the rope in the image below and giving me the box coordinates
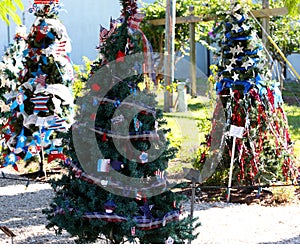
[249,11,300,81]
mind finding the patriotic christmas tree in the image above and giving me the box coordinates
[0,0,74,175]
[43,0,200,244]
[196,1,298,186]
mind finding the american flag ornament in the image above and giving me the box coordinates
[131,227,136,236]
[154,169,165,180]
[136,191,142,200]
[47,115,68,131]
[34,74,47,86]
[99,25,108,45]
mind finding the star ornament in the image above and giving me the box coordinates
[230,46,237,55]
[225,64,234,72]
[24,140,41,161]
[33,128,53,146]
[236,45,244,55]
[31,95,50,114]
[231,24,240,33]
[3,152,20,171]
[229,57,237,66]
[15,128,27,153]
[241,23,249,31]
[232,72,240,82]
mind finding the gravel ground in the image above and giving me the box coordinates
[1,171,300,244]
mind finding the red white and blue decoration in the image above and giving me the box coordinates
[54,196,180,231]
[0,0,74,171]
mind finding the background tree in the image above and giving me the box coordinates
[141,0,300,84]
[140,0,228,82]
[43,0,200,244]
[0,0,74,176]
[0,0,24,25]
[262,0,300,84]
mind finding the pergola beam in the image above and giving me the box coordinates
[148,7,288,26]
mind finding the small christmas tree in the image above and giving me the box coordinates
[0,0,74,175]
[43,0,200,244]
[196,1,298,186]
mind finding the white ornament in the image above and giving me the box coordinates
[230,47,237,55]
[165,237,174,244]
[241,23,249,31]
[229,57,237,65]
[236,45,244,55]
[225,64,234,72]
[232,72,239,82]
[232,24,240,33]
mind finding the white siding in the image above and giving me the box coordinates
[0,0,121,64]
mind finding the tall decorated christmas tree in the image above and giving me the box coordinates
[196,1,298,186]
[0,0,74,175]
[43,0,200,244]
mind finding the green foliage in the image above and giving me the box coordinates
[140,0,230,56]
[0,0,24,25]
[283,0,300,17]
[72,56,91,98]
[44,0,200,243]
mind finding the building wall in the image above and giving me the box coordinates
[1,0,299,80]
[0,0,121,65]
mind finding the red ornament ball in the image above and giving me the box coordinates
[90,113,96,121]
[92,83,101,92]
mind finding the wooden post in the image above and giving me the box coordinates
[262,0,270,50]
[164,0,176,112]
[189,5,197,98]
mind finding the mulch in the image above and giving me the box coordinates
[179,184,300,206]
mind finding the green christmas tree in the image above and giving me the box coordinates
[43,0,200,244]
[0,0,74,175]
[196,1,298,187]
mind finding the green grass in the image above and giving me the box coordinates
[156,80,300,173]
[284,104,300,163]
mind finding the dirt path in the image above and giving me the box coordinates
[1,171,300,244]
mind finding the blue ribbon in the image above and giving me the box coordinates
[225,32,252,41]
[270,81,283,108]
[216,78,253,94]
[255,75,268,96]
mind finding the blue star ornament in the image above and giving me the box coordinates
[4,152,20,171]
[33,127,53,146]
[16,128,27,152]
[24,140,41,161]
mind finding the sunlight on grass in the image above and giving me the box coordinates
[157,81,300,174]
[284,104,300,164]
